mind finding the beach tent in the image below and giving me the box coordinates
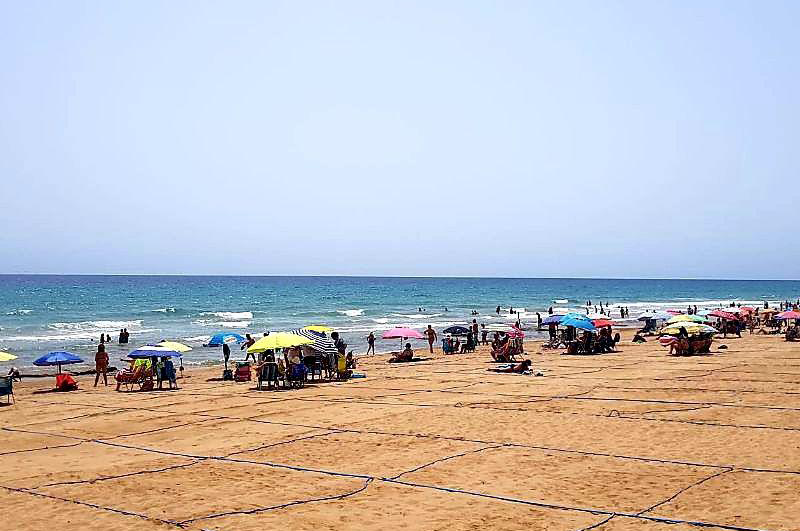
[206,333,245,346]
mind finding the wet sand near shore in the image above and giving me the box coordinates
[2,331,800,530]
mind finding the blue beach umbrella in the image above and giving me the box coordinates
[33,351,83,374]
[129,346,182,359]
[206,333,245,347]
[443,326,470,336]
[560,315,596,332]
[542,315,562,325]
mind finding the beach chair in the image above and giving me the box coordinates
[284,363,307,389]
[234,362,251,382]
[0,376,13,404]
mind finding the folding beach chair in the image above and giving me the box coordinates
[0,376,14,404]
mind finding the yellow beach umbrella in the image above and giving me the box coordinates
[304,325,333,333]
[661,322,717,335]
[157,341,193,352]
[249,332,313,354]
[0,351,18,362]
[666,315,707,324]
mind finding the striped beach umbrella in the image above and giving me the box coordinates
[291,328,338,356]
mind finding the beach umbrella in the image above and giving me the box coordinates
[707,310,739,320]
[290,328,337,356]
[666,315,707,324]
[129,346,182,358]
[542,315,562,325]
[0,351,18,362]
[761,308,778,314]
[443,326,470,336]
[157,341,192,352]
[248,332,314,354]
[592,319,615,328]
[561,315,596,331]
[382,327,425,339]
[508,326,525,339]
[33,351,83,374]
[304,325,333,333]
[777,311,800,320]
[660,322,718,335]
[382,327,425,350]
[206,333,245,346]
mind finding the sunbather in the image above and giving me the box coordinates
[389,343,414,363]
[487,359,532,374]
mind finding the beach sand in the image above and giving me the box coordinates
[2,332,799,530]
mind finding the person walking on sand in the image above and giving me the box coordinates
[471,319,479,342]
[366,332,376,356]
[94,343,109,387]
[424,325,437,353]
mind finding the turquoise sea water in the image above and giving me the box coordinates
[1,275,798,368]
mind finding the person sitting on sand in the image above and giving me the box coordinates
[389,343,414,363]
[785,326,799,342]
[488,359,532,374]
[632,332,647,343]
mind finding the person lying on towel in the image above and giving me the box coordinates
[487,359,532,374]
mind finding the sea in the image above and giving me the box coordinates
[1,275,798,369]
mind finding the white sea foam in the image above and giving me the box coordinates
[201,311,253,320]
[553,299,568,304]
[48,320,143,332]
[394,313,443,320]
[183,335,211,342]
[6,309,33,315]
[337,309,364,317]
[152,307,177,313]
[192,319,252,328]
[372,318,389,324]
[4,327,160,342]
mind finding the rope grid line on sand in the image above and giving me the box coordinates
[0,424,790,531]
[4,347,798,530]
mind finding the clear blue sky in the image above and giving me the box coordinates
[1,1,797,278]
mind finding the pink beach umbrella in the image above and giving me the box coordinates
[382,327,425,349]
[508,326,525,339]
[777,311,800,320]
[708,310,740,321]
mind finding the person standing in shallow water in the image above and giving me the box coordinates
[424,325,437,353]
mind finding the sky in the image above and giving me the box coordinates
[0,0,798,278]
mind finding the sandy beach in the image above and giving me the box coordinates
[2,331,799,530]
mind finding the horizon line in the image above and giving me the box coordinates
[0,273,798,282]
